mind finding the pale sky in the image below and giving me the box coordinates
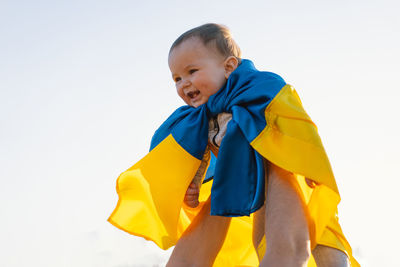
[1,0,399,266]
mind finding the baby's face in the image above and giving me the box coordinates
[168,37,228,108]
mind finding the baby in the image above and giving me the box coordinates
[166,23,357,267]
[108,23,358,267]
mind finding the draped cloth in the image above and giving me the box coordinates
[108,60,359,266]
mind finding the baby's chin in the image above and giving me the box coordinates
[189,97,208,108]
[189,102,205,108]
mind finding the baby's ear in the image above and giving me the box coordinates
[224,56,239,79]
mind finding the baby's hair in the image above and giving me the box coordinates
[169,23,242,62]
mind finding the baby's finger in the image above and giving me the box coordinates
[188,182,199,189]
[305,178,319,188]
[184,199,199,208]
[186,187,199,194]
[184,193,199,201]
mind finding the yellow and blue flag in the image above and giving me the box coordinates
[108,60,359,266]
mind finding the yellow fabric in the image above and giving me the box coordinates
[108,136,259,265]
[108,134,201,248]
[109,84,359,266]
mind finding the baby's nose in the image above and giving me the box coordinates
[181,78,191,88]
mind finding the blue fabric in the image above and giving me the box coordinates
[150,59,286,216]
[204,152,216,183]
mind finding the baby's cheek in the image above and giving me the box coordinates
[177,91,188,104]
[183,98,191,106]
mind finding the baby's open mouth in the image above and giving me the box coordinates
[187,90,200,99]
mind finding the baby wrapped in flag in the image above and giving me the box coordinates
[108,23,359,266]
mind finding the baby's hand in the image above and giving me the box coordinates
[184,182,200,208]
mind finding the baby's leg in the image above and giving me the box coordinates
[259,161,311,267]
[166,196,231,267]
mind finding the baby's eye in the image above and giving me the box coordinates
[174,77,181,82]
[189,69,198,74]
